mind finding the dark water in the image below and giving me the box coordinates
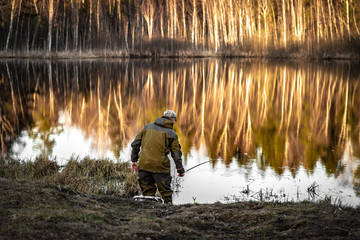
[1,59,360,205]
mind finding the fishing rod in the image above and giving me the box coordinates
[176,160,211,177]
[185,160,211,173]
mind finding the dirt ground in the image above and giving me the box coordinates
[1,178,360,239]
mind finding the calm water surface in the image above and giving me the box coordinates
[1,59,360,206]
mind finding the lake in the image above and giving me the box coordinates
[1,59,360,206]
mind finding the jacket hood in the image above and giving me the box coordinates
[154,116,174,129]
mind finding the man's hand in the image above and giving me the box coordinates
[132,162,138,172]
[177,168,185,177]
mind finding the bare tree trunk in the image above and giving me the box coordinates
[297,0,303,42]
[89,0,93,48]
[352,2,360,35]
[116,0,121,43]
[160,6,164,38]
[173,0,177,40]
[282,0,286,48]
[316,0,321,43]
[0,106,6,156]
[97,0,101,35]
[71,0,79,50]
[262,0,268,46]
[33,0,38,13]
[219,1,227,46]
[213,1,219,51]
[142,0,154,40]
[258,0,261,41]
[291,0,296,41]
[48,0,54,51]
[131,24,135,51]
[239,8,243,45]
[31,15,40,50]
[327,0,333,40]
[346,0,350,38]
[13,0,23,50]
[192,0,198,47]
[207,4,213,49]
[5,0,16,50]
[202,0,206,47]
[182,0,186,40]
[125,22,129,50]
[271,3,277,43]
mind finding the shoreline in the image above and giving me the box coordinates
[1,178,359,239]
[0,50,359,61]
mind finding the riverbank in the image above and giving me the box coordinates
[1,177,359,239]
[0,48,359,60]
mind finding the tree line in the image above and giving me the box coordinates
[0,0,360,56]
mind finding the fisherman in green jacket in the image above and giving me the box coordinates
[131,110,185,204]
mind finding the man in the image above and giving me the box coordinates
[131,110,185,204]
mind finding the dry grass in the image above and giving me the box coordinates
[1,177,359,239]
[0,156,140,197]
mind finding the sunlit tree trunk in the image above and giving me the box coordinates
[182,0,186,40]
[297,0,303,42]
[228,0,236,46]
[142,0,154,40]
[48,0,54,51]
[202,0,206,47]
[5,0,16,50]
[258,0,261,42]
[206,5,214,49]
[290,0,296,41]
[173,0,177,40]
[282,0,287,48]
[316,0,321,43]
[346,0,351,38]
[331,0,339,38]
[33,0,38,13]
[271,3,277,43]
[220,1,227,46]
[131,24,135,51]
[245,3,250,39]
[239,8,244,45]
[245,0,254,39]
[212,1,219,51]
[160,8,164,38]
[321,1,329,40]
[166,0,174,49]
[327,0,333,41]
[262,0,269,46]
[352,1,360,35]
[192,0,198,47]
[124,23,129,50]
[97,0,101,35]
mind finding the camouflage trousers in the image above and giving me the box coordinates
[138,170,173,204]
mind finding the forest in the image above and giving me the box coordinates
[1,0,360,57]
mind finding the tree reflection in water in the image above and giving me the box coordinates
[0,59,359,196]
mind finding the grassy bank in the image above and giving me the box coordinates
[0,47,359,60]
[1,177,360,239]
[0,156,140,197]
[1,37,360,60]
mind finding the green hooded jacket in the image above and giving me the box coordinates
[131,116,185,174]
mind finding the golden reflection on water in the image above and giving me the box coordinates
[1,60,360,178]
